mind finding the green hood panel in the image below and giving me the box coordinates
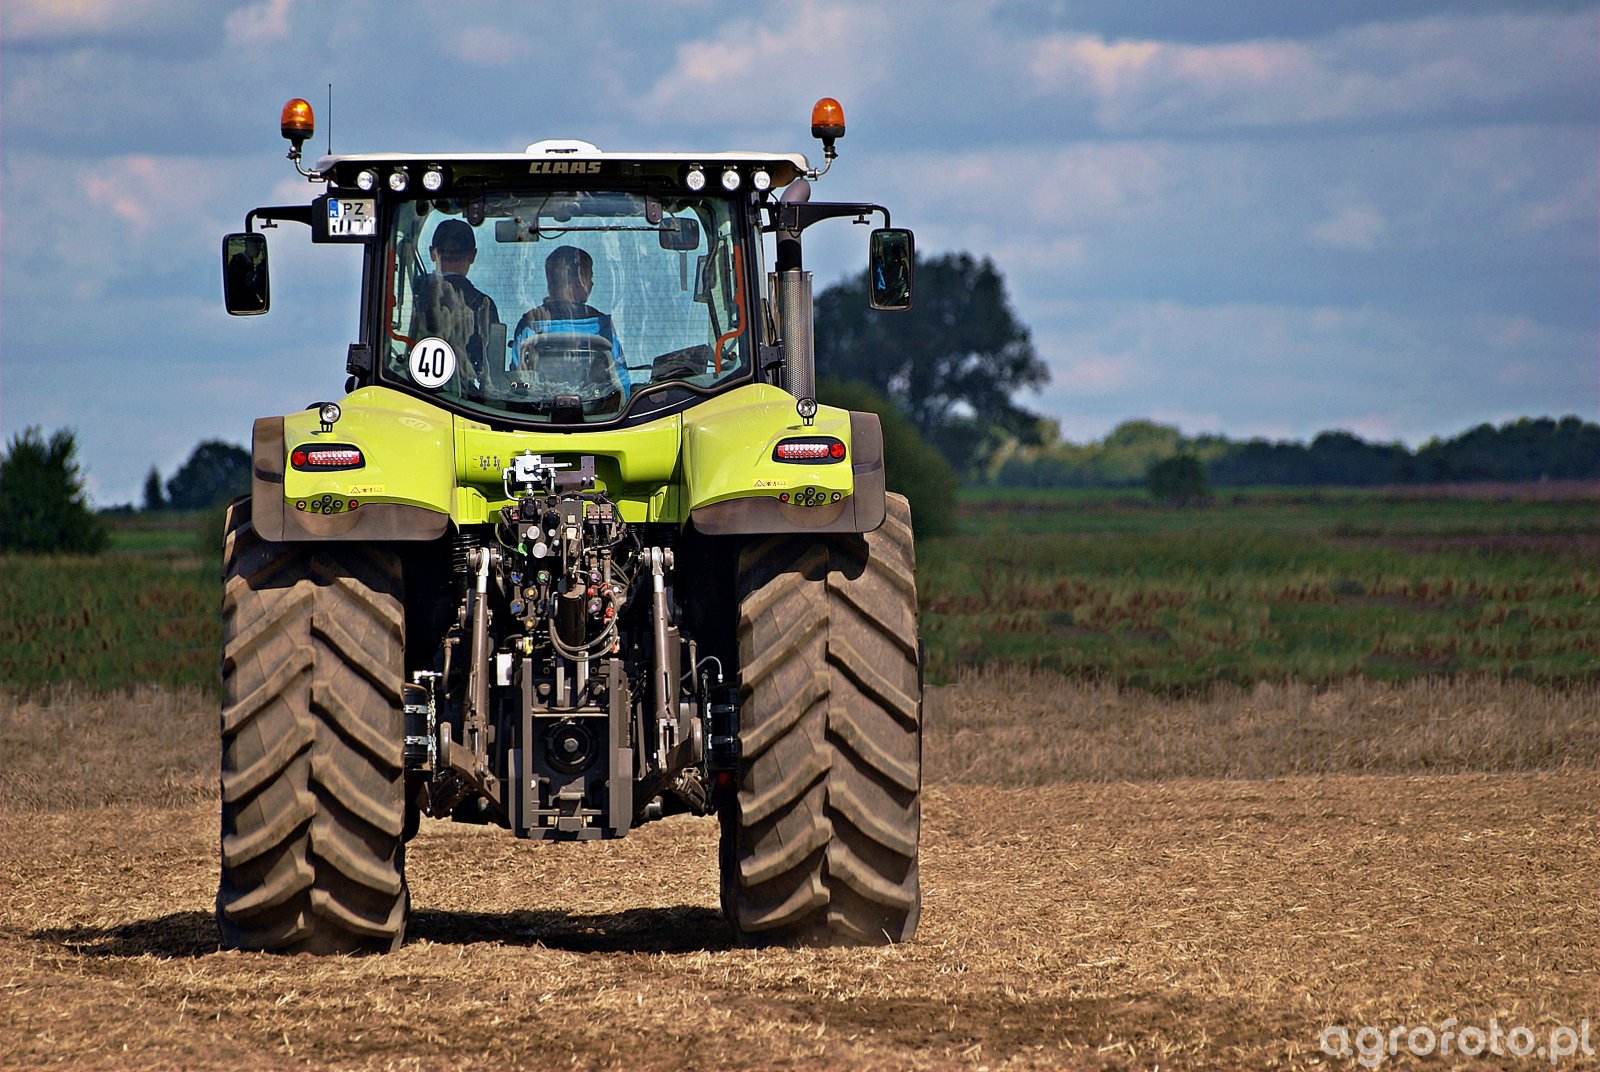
[266,383,858,535]
[682,384,855,512]
[454,414,683,525]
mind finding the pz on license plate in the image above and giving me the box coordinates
[326,198,375,236]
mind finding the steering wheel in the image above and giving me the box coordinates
[518,333,623,402]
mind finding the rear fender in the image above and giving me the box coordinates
[251,388,454,541]
[684,384,885,535]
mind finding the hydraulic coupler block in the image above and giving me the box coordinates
[707,684,741,772]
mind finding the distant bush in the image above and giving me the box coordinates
[1146,454,1209,504]
[0,427,109,554]
[164,441,251,510]
[818,377,958,538]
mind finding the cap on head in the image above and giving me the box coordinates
[431,219,477,253]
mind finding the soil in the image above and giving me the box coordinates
[2,763,1594,1070]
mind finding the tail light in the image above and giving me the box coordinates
[291,445,364,471]
[773,437,846,464]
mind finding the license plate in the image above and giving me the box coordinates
[326,198,376,236]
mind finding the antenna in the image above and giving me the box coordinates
[326,83,333,155]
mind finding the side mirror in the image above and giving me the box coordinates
[869,228,914,311]
[658,216,702,251]
[223,233,270,315]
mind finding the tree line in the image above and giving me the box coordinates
[992,416,1600,490]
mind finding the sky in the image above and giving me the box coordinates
[2,0,1596,506]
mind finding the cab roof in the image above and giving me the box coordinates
[312,142,811,189]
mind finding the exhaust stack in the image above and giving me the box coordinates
[775,178,815,404]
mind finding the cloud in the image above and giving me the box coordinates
[1026,9,1599,134]
[83,156,164,234]
[5,153,243,302]
[444,25,522,68]
[1310,204,1388,251]
[640,2,897,134]
[3,0,220,55]
[224,0,293,46]
[4,0,129,38]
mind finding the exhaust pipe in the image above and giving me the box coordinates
[774,179,815,402]
[776,271,815,402]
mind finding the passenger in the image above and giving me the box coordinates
[411,219,504,391]
[514,245,629,399]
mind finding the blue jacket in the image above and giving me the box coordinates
[513,300,629,398]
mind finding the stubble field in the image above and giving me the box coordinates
[2,488,1596,1068]
[2,677,1595,1071]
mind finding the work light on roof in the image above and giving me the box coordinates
[388,168,409,193]
[720,168,741,192]
[355,168,378,192]
[422,166,447,193]
[684,166,707,192]
[751,169,772,192]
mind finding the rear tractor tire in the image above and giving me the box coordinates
[216,498,409,954]
[721,493,923,946]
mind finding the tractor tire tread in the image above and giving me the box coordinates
[216,498,408,955]
[722,493,921,946]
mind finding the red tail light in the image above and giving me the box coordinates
[290,445,364,471]
[773,437,846,464]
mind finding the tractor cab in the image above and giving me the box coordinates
[225,100,915,429]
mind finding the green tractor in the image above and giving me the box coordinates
[217,97,922,953]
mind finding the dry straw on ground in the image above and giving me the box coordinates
[5,673,1594,812]
[928,667,1600,785]
[1,680,1595,1070]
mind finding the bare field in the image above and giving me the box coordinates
[1373,480,1599,502]
[1,684,1596,1071]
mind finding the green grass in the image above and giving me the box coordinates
[919,488,1600,690]
[0,513,219,692]
[103,510,216,554]
[0,552,217,692]
[2,490,1595,694]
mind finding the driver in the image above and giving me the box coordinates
[513,245,630,399]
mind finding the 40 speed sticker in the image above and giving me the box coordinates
[409,337,457,389]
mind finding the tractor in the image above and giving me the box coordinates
[218,96,921,953]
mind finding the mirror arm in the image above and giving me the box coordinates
[767,201,889,235]
[245,205,315,233]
